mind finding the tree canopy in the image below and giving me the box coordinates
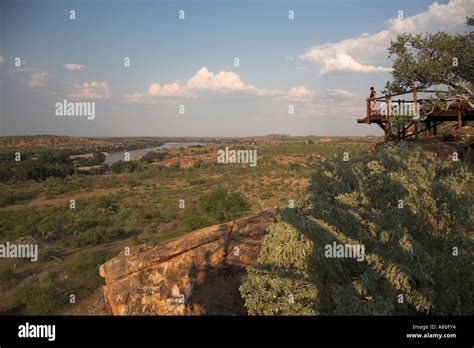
[386,16,473,107]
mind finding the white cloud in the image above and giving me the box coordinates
[300,0,473,74]
[326,88,359,98]
[9,67,49,88]
[284,86,315,101]
[28,72,48,87]
[70,81,110,100]
[148,82,186,97]
[187,67,245,91]
[124,67,311,102]
[63,64,87,71]
[185,67,282,96]
[123,92,146,103]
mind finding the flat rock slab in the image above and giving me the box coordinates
[99,210,275,315]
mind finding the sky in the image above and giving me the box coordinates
[0,0,472,137]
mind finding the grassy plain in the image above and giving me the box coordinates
[0,135,378,314]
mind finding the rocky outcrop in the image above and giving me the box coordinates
[99,210,275,315]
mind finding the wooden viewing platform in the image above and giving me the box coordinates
[357,88,474,141]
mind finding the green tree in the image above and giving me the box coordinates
[182,214,211,232]
[110,160,139,173]
[198,188,250,224]
[241,145,473,315]
[77,151,106,166]
[140,151,169,163]
[387,16,473,109]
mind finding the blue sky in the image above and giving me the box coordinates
[0,0,472,136]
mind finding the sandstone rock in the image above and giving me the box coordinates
[99,210,275,315]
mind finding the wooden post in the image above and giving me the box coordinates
[413,88,419,140]
[386,95,391,120]
[385,95,391,138]
[433,121,437,135]
[457,109,462,129]
[384,127,390,141]
[413,88,417,117]
[366,98,370,119]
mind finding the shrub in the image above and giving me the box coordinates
[70,226,108,247]
[0,269,21,290]
[0,149,78,182]
[0,189,40,206]
[142,209,163,222]
[110,160,139,173]
[0,165,14,181]
[76,151,106,166]
[65,251,114,279]
[140,151,170,163]
[182,214,211,232]
[13,283,72,315]
[192,159,205,168]
[241,144,473,315]
[189,178,207,186]
[198,188,250,224]
[240,223,318,315]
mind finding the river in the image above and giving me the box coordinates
[103,142,206,164]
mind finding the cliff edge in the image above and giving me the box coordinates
[99,210,275,315]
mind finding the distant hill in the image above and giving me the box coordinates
[0,135,114,152]
[0,135,166,153]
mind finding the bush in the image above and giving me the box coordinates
[140,151,170,163]
[76,151,106,166]
[69,226,108,247]
[240,223,318,315]
[0,165,14,181]
[0,189,40,206]
[65,251,114,279]
[189,178,207,186]
[198,188,250,224]
[13,283,72,315]
[0,150,75,182]
[182,214,211,232]
[192,159,205,168]
[179,188,250,233]
[241,144,473,315]
[110,160,139,173]
[142,209,163,222]
[0,269,21,290]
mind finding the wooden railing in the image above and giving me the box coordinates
[359,87,473,141]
